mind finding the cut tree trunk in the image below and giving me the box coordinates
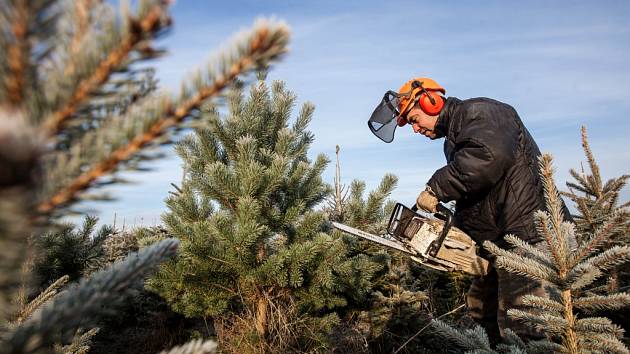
[255,293,267,339]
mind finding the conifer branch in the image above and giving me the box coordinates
[3,0,29,108]
[579,333,629,354]
[504,234,556,270]
[565,184,596,225]
[13,275,70,326]
[538,154,570,271]
[574,246,630,278]
[574,317,623,337]
[37,19,290,213]
[484,240,559,283]
[58,0,99,79]
[534,211,564,267]
[525,340,566,354]
[568,267,603,291]
[430,320,493,352]
[573,293,630,313]
[392,304,465,354]
[580,126,603,198]
[69,1,93,57]
[566,171,592,195]
[41,2,169,135]
[332,145,345,220]
[496,328,526,351]
[506,309,567,336]
[3,238,179,354]
[56,327,100,354]
[570,215,622,267]
[521,294,564,313]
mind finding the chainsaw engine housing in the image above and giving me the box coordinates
[387,203,488,276]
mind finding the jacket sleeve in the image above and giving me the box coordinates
[427,111,518,202]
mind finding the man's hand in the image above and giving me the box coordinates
[416,188,438,213]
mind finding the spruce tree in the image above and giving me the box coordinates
[432,153,630,354]
[563,126,629,292]
[147,79,386,352]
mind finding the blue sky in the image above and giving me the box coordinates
[75,0,630,228]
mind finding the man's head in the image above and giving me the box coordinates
[367,77,445,143]
[397,78,445,140]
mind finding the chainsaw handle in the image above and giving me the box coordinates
[411,203,451,220]
[436,203,452,219]
[427,203,454,257]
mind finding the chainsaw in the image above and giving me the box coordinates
[333,203,489,276]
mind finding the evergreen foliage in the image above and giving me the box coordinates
[562,126,630,293]
[325,147,471,353]
[1,0,288,352]
[54,327,101,354]
[148,79,386,352]
[432,153,630,354]
[325,146,469,353]
[12,275,70,328]
[431,320,564,354]
[1,238,180,354]
[34,216,112,287]
[344,175,398,234]
[4,0,625,352]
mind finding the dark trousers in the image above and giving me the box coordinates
[466,261,546,343]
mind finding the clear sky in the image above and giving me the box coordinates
[74,0,630,228]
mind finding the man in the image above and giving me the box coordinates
[367,77,549,341]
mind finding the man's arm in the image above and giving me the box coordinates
[427,111,519,202]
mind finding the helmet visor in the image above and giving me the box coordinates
[368,91,402,143]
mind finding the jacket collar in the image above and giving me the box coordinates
[434,97,461,139]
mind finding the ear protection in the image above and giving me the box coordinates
[413,81,444,116]
[418,90,444,115]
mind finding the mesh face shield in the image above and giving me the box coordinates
[367,91,405,143]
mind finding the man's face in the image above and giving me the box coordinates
[405,107,439,140]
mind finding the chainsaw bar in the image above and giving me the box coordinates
[331,222,415,255]
[332,221,460,274]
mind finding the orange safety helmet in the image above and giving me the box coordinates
[396,78,446,126]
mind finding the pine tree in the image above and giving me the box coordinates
[1,0,289,352]
[432,153,630,354]
[147,79,386,352]
[33,215,112,287]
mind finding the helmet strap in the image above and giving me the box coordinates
[411,80,436,105]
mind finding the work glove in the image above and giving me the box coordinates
[416,187,438,213]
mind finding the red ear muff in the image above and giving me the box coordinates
[419,91,444,116]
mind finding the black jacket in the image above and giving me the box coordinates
[427,97,545,248]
